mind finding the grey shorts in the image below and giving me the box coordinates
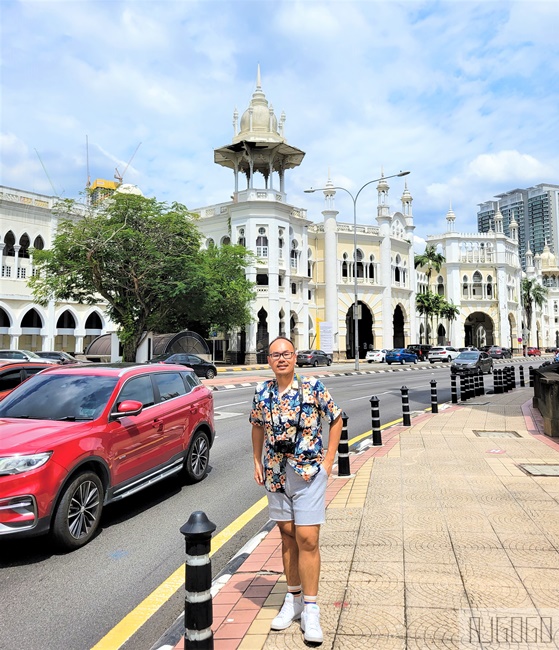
[267,463,328,526]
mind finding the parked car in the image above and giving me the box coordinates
[365,349,387,363]
[458,346,478,352]
[407,344,432,361]
[148,353,217,379]
[480,345,492,353]
[544,347,557,354]
[35,351,83,365]
[0,349,58,364]
[296,350,332,367]
[0,363,215,550]
[488,346,512,359]
[0,360,54,400]
[526,347,541,357]
[385,348,418,365]
[451,351,494,375]
[428,346,460,363]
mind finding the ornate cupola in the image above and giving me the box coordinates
[509,213,519,241]
[494,204,504,234]
[376,170,390,221]
[446,202,456,232]
[541,240,557,269]
[214,66,305,198]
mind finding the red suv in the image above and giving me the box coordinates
[0,363,214,550]
[0,360,54,400]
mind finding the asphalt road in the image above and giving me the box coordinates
[0,359,535,650]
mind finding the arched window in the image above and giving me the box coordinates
[342,253,348,278]
[472,271,482,297]
[256,231,268,257]
[486,274,493,298]
[256,274,268,285]
[290,240,298,270]
[4,231,15,256]
[463,275,469,298]
[291,282,297,295]
[19,233,31,258]
[56,310,77,329]
[238,228,246,247]
[278,238,284,259]
[21,308,42,328]
[437,275,444,296]
[354,249,364,278]
[368,254,375,282]
[220,236,231,246]
[85,312,103,329]
[33,235,44,250]
[394,254,401,284]
[206,238,215,248]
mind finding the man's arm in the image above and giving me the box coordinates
[321,414,343,477]
[252,424,265,485]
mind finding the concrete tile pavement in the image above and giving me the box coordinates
[171,388,559,649]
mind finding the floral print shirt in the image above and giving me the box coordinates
[249,375,341,493]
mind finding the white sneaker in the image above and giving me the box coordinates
[271,593,304,630]
[301,603,323,643]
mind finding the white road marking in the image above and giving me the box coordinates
[219,400,249,408]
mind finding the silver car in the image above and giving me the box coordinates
[451,351,494,375]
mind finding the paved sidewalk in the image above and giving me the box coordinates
[171,389,559,649]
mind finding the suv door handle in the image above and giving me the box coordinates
[152,418,164,431]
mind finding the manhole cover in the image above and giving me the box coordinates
[474,430,521,438]
[519,464,559,477]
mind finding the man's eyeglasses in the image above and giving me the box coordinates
[269,351,295,360]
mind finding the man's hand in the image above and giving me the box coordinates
[254,460,264,485]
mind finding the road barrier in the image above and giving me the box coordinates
[430,379,438,413]
[180,511,217,650]
[338,412,351,475]
[400,386,411,426]
[370,396,382,446]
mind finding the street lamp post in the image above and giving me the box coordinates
[305,171,410,371]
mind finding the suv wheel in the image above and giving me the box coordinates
[52,471,104,550]
[184,431,210,483]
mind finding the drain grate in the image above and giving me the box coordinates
[474,430,521,438]
[519,464,559,477]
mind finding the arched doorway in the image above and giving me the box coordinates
[393,305,405,348]
[0,307,11,348]
[508,313,517,351]
[464,312,494,348]
[345,301,374,359]
[56,309,77,353]
[256,308,268,363]
[437,324,446,345]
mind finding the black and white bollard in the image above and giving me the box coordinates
[430,379,438,413]
[479,370,485,396]
[529,366,534,388]
[494,368,502,394]
[474,370,482,397]
[337,412,351,476]
[451,371,458,404]
[519,365,525,387]
[370,396,382,446]
[510,365,516,389]
[467,370,475,400]
[401,386,411,426]
[180,511,217,650]
[460,373,467,401]
[503,367,510,393]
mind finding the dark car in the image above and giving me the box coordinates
[385,348,418,365]
[407,344,432,361]
[0,363,215,550]
[296,350,332,367]
[0,360,54,400]
[148,353,217,379]
[488,346,512,359]
[35,351,82,365]
[451,351,493,375]
[527,347,541,356]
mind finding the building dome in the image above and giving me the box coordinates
[115,183,144,196]
[541,242,557,268]
[234,68,283,144]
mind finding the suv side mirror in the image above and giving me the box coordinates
[111,400,143,419]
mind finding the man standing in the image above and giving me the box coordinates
[250,336,342,644]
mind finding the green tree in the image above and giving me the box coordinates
[30,193,255,361]
[414,245,446,343]
[439,300,460,345]
[521,278,548,346]
[416,291,444,344]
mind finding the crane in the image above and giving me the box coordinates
[114,142,142,184]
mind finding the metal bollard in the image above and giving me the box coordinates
[370,396,382,446]
[460,373,467,401]
[430,379,438,413]
[529,366,534,388]
[467,370,475,400]
[479,370,485,396]
[519,365,525,387]
[510,365,516,389]
[337,412,351,476]
[474,369,482,397]
[401,386,411,426]
[494,368,502,394]
[180,511,217,650]
[451,371,458,404]
[503,366,509,393]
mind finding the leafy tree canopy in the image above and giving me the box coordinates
[30,193,255,360]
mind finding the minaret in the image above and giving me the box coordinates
[376,170,393,348]
[509,213,518,241]
[401,182,414,234]
[376,171,391,221]
[214,66,305,198]
[446,202,456,232]
[494,204,504,234]
[322,173,339,332]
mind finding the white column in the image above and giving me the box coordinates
[323,209,339,328]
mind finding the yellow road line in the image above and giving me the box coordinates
[90,496,268,650]
[92,417,404,648]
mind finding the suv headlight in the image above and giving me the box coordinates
[0,452,52,476]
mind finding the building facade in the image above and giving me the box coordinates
[0,187,113,353]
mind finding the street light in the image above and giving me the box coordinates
[305,170,410,371]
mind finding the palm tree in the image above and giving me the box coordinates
[439,300,460,345]
[414,244,446,290]
[416,291,443,345]
[521,278,548,347]
[415,245,446,343]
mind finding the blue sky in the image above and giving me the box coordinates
[1,0,558,245]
